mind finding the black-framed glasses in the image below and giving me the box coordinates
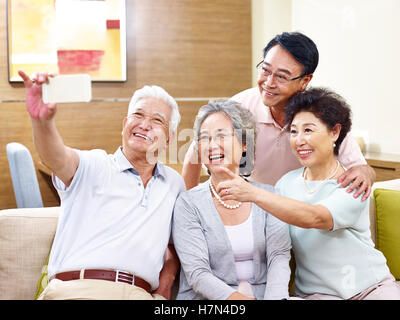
[256,60,304,84]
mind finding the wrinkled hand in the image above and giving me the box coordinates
[214,167,256,203]
[337,164,375,201]
[18,70,57,120]
[152,284,171,300]
[152,271,176,300]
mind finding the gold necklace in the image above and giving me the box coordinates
[302,160,340,194]
[209,182,242,210]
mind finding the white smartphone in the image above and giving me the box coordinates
[42,74,92,104]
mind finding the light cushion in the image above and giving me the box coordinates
[374,188,400,280]
[0,207,59,299]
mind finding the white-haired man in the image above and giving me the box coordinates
[18,70,185,300]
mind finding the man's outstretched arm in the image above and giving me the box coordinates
[19,70,79,187]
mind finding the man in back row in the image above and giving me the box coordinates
[182,32,375,200]
[19,70,185,300]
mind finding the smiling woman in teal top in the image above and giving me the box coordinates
[214,88,400,299]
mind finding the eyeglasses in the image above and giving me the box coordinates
[129,110,168,128]
[197,131,234,144]
[256,60,304,84]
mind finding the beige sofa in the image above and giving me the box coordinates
[1,180,399,300]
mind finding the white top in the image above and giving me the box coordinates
[48,147,185,290]
[224,211,254,281]
[276,167,390,299]
[172,180,292,300]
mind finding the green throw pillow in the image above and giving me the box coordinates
[374,188,400,280]
[34,252,50,300]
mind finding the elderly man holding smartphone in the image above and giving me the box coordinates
[18,70,185,300]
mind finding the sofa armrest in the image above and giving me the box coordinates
[369,179,400,244]
[0,207,59,299]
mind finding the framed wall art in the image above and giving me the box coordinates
[7,0,126,82]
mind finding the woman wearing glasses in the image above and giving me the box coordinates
[214,88,400,300]
[172,100,291,300]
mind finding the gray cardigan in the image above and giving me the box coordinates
[172,179,292,300]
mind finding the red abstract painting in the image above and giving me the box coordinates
[57,50,105,74]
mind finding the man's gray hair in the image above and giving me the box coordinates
[128,85,181,133]
[193,99,257,176]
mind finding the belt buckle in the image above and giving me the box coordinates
[115,270,134,285]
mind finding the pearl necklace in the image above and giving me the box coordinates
[302,160,340,194]
[209,182,242,210]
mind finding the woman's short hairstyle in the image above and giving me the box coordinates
[284,87,352,155]
[128,85,181,134]
[193,99,257,176]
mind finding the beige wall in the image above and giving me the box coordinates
[252,0,292,86]
[252,0,400,155]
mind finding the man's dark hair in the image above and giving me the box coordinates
[263,32,319,76]
[285,87,352,156]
